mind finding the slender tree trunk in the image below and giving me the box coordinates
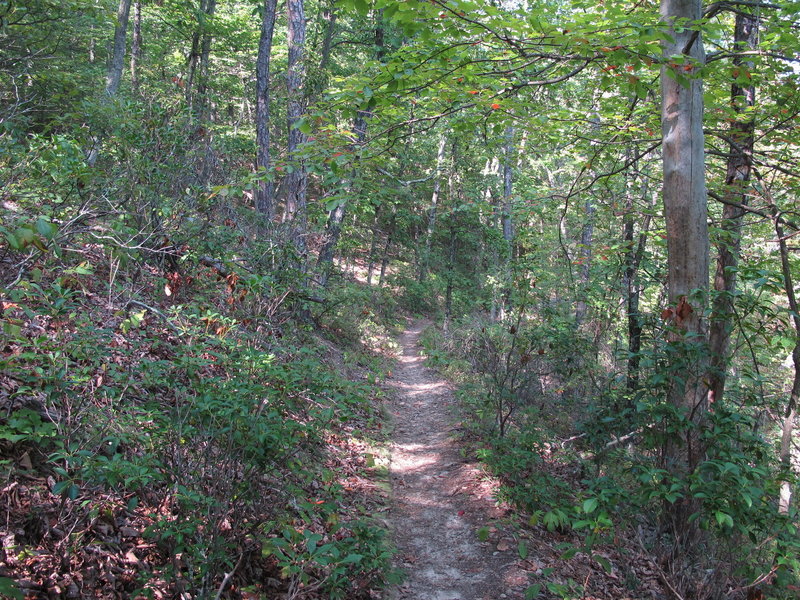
[196,0,217,121]
[771,206,800,514]
[317,12,384,285]
[317,112,367,285]
[500,126,515,316]
[106,0,133,96]
[130,0,142,93]
[575,196,594,326]
[318,1,337,72]
[623,170,651,392]
[378,217,394,287]
[707,10,757,406]
[366,205,381,286]
[418,134,447,283]
[285,0,308,255]
[660,0,709,543]
[255,0,278,225]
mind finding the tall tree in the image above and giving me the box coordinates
[285,0,308,253]
[660,0,709,538]
[318,10,385,285]
[418,134,447,283]
[130,0,142,93]
[500,125,515,317]
[255,0,279,225]
[106,0,133,96]
[707,10,758,405]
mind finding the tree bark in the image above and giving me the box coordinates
[575,195,594,326]
[623,169,652,392]
[317,11,384,285]
[771,205,800,514]
[500,125,515,316]
[707,10,757,406]
[255,0,278,225]
[318,1,337,72]
[418,134,447,283]
[130,0,142,93]
[660,0,709,543]
[196,0,217,121]
[285,0,308,256]
[105,0,133,96]
[317,112,367,285]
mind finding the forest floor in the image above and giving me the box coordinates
[384,319,531,600]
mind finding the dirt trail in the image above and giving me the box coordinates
[385,319,529,600]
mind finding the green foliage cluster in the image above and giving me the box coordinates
[0,247,396,596]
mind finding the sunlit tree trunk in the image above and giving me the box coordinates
[575,196,594,326]
[106,0,132,96]
[255,0,278,225]
[366,205,381,285]
[318,11,384,285]
[500,126,515,317]
[708,10,757,406]
[660,0,709,542]
[130,0,142,93]
[185,0,216,115]
[378,206,396,287]
[318,112,367,285]
[771,206,800,514]
[418,134,447,283]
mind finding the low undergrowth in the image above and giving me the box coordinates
[1,233,399,598]
[420,315,800,600]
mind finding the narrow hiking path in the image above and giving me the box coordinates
[385,319,530,600]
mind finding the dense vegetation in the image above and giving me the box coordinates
[1,0,799,598]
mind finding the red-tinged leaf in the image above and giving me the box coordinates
[491,103,501,109]
[458,510,465,516]
[661,308,674,321]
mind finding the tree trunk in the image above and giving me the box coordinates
[285,0,308,256]
[196,0,217,121]
[105,0,132,96]
[707,10,757,406]
[418,134,447,283]
[317,12,384,285]
[365,206,381,285]
[500,126,515,317]
[444,219,458,331]
[771,206,800,514]
[255,0,278,225]
[317,112,367,285]
[660,0,709,542]
[623,170,652,392]
[318,1,337,72]
[130,0,142,93]
[378,206,396,287]
[575,196,594,326]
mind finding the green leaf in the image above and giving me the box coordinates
[582,497,598,514]
[35,218,57,239]
[593,554,612,573]
[326,197,347,212]
[476,526,490,542]
[715,511,733,528]
[340,553,363,564]
[518,540,528,559]
[297,118,313,135]
[524,583,542,599]
[0,577,24,600]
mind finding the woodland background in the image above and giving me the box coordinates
[1,0,800,598]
